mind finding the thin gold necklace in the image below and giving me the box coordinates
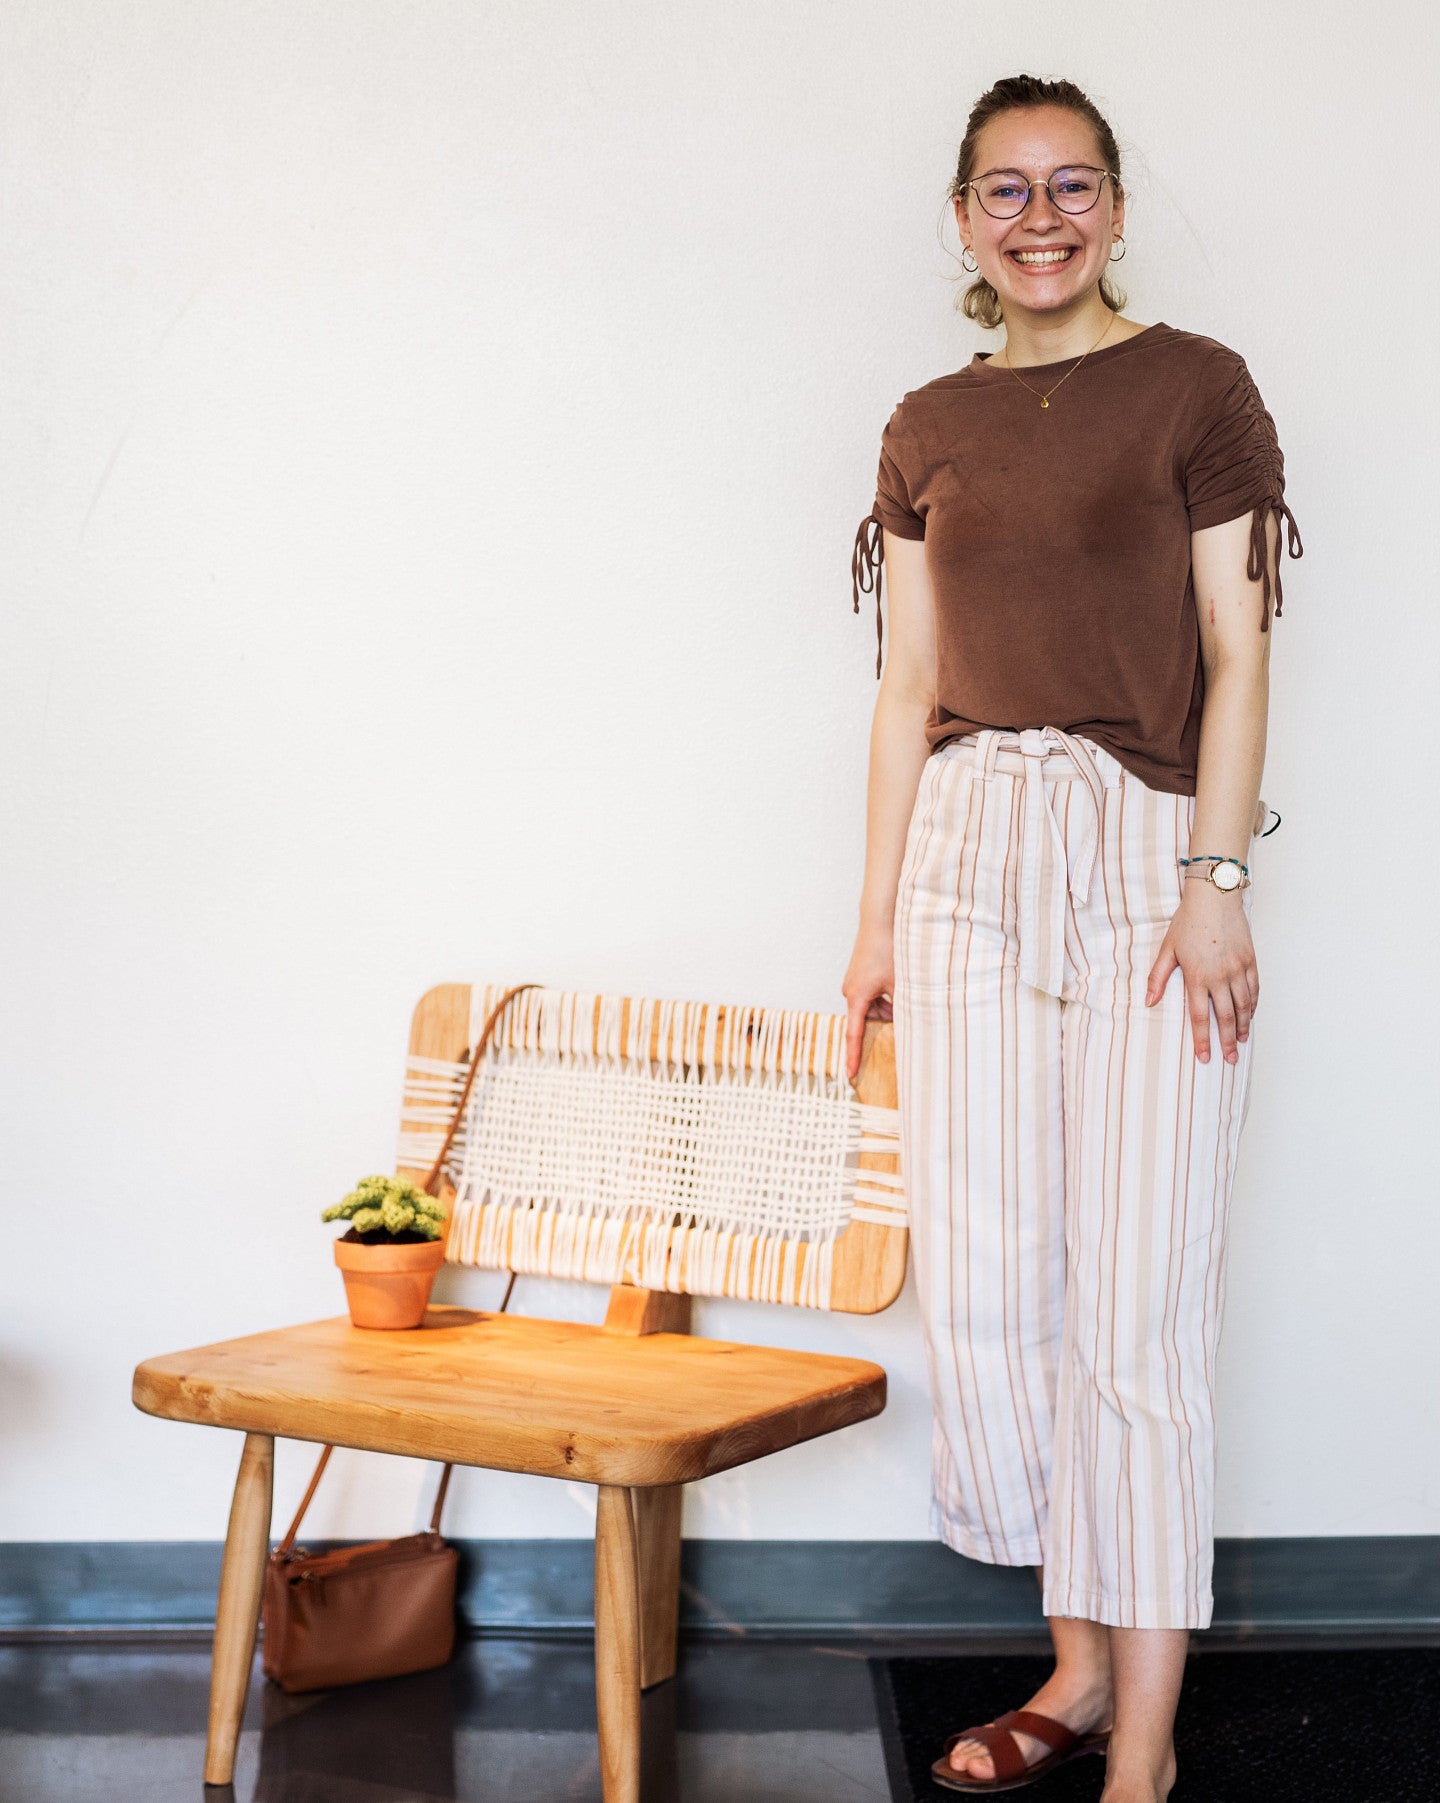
[996,316,1117,409]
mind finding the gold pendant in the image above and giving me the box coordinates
[1040,396,1049,408]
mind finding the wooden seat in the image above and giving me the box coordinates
[132,1304,886,1486]
[131,982,906,1801]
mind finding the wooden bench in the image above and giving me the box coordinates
[132,981,907,1800]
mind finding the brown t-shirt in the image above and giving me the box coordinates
[849,320,1303,795]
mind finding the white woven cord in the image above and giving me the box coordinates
[396,984,903,1309]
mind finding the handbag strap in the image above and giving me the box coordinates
[277,1444,456,1553]
[277,1444,335,1553]
[422,982,542,1197]
[280,982,542,1554]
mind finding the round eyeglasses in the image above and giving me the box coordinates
[960,165,1117,220]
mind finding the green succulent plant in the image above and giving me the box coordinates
[322,1174,446,1243]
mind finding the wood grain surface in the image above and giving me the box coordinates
[132,1305,887,1488]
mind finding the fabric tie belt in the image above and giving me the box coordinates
[944,726,1121,999]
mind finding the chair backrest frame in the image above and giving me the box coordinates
[394,983,906,1316]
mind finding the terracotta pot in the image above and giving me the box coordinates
[333,1235,446,1329]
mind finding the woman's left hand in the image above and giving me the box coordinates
[1145,885,1258,1064]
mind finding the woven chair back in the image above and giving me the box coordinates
[395,983,905,1314]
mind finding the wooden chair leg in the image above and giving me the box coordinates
[594,1483,642,1803]
[631,1484,682,1689]
[203,1431,274,1786]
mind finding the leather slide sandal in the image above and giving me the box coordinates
[930,1707,1111,1792]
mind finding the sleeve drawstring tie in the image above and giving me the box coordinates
[851,511,885,679]
[855,495,1301,658]
[1247,497,1304,632]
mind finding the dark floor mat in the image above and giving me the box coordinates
[871,1648,1440,1802]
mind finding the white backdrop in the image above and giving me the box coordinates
[4,0,1437,1547]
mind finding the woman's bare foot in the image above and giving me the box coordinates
[944,1665,1114,1782]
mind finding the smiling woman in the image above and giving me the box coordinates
[841,72,1305,1803]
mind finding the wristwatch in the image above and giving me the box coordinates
[1183,855,1251,892]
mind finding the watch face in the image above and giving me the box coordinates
[1212,861,1242,890]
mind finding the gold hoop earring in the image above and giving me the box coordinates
[961,247,979,273]
[1109,237,1126,262]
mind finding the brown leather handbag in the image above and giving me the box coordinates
[261,1447,458,1693]
[262,982,541,1693]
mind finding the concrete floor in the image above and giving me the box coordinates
[7,1628,1427,1801]
[0,1633,905,1803]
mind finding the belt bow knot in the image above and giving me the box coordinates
[970,726,1117,998]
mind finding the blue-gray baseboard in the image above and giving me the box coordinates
[2,1538,1437,1640]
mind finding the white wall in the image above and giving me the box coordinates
[3,0,1437,1547]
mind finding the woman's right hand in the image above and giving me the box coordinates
[843,918,896,1085]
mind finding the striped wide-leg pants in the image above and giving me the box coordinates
[891,725,1258,1630]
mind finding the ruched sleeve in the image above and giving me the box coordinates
[1183,352,1303,632]
[852,408,925,678]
